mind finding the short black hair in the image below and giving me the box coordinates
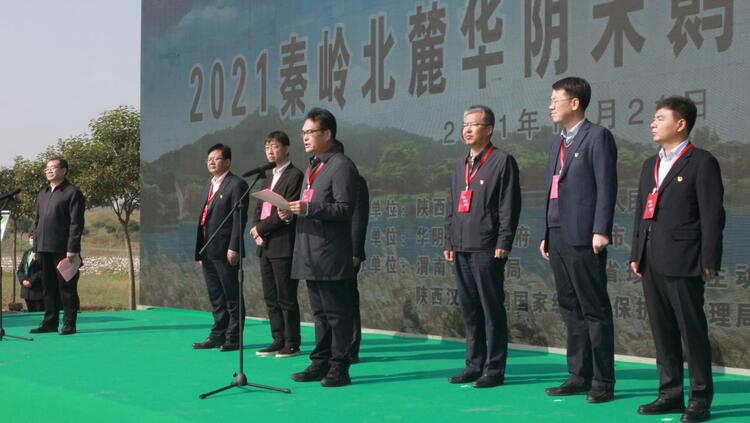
[265,131,290,146]
[656,96,698,135]
[49,157,69,170]
[207,143,231,161]
[552,77,592,112]
[464,105,495,128]
[306,107,337,139]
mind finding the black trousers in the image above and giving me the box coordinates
[25,299,44,312]
[259,255,300,347]
[642,241,713,406]
[39,252,79,328]
[351,262,362,358]
[201,258,245,343]
[548,228,615,390]
[454,251,508,378]
[307,279,354,370]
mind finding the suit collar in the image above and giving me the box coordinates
[559,120,591,179]
[658,147,694,194]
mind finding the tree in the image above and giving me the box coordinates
[82,106,141,310]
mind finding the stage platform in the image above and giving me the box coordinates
[1,308,748,422]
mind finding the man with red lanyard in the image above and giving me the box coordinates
[443,105,521,388]
[630,97,724,422]
[279,108,360,387]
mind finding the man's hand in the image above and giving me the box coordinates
[629,261,642,278]
[494,248,509,259]
[703,268,717,282]
[592,234,609,254]
[288,201,308,215]
[227,250,239,265]
[539,240,549,261]
[277,208,292,220]
[66,252,78,263]
[443,250,454,262]
[254,236,265,247]
[250,226,259,238]
[33,252,39,261]
[353,256,361,268]
[22,280,32,288]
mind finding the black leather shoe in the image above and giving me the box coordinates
[638,397,685,415]
[60,325,76,335]
[448,371,481,384]
[681,402,710,422]
[192,339,222,349]
[320,367,351,387]
[472,374,504,388]
[29,326,57,334]
[587,389,615,403]
[219,343,239,352]
[291,365,329,382]
[545,382,591,396]
[256,341,284,356]
[275,345,300,358]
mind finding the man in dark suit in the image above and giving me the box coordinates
[350,173,369,363]
[539,77,618,402]
[17,234,44,312]
[250,131,304,358]
[193,143,249,352]
[30,157,85,335]
[630,97,723,422]
[443,105,522,389]
[279,108,359,387]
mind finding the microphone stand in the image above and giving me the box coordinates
[0,196,34,342]
[198,172,290,399]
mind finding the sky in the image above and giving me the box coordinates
[0,0,140,167]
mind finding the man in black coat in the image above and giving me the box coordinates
[443,105,521,388]
[17,234,44,312]
[539,77,618,402]
[193,143,249,352]
[630,97,724,422]
[250,131,304,358]
[279,108,359,387]
[30,158,85,335]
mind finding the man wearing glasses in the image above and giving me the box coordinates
[540,77,618,403]
[443,105,521,388]
[278,108,360,387]
[30,158,85,335]
[192,143,249,352]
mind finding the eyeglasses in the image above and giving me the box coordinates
[549,97,573,106]
[301,128,323,136]
[462,123,488,129]
[206,157,225,163]
[44,166,60,172]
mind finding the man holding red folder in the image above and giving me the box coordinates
[30,158,85,335]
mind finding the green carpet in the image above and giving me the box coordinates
[1,308,748,422]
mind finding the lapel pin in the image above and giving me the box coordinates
[677,176,683,182]
[480,180,484,185]
[219,194,224,199]
[574,152,580,158]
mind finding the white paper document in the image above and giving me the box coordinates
[251,189,290,210]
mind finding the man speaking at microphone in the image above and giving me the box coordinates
[279,108,360,387]
[193,143,249,352]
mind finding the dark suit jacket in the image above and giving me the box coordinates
[251,163,304,259]
[33,179,85,253]
[352,176,370,261]
[194,171,250,261]
[543,119,618,247]
[445,145,522,252]
[630,146,724,277]
[291,142,359,281]
[16,249,43,301]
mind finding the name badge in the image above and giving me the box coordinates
[458,189,473,213]
[549,175,560,199]
[642,191,658,220]
[301,189,314,203]
[260,201,273,220]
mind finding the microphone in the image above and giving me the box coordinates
[242,162,276,178]
[0,189,21,201]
